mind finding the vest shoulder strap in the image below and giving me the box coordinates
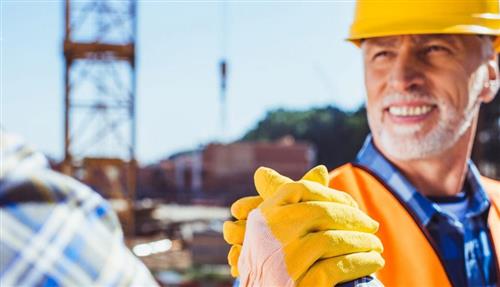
[481,176,500,210]
[329,163,452,286]
[481,176,500,270]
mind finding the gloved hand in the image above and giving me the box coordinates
[235,165,384,287]
[223,166,330,277]
[223,195,263,277]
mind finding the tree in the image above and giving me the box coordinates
[241,106,369,170]
[242,104,500,179]
[472,59,500,178]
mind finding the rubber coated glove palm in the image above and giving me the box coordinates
[223,195,262,277]
[238,165,384,287]
[223,168,305,276]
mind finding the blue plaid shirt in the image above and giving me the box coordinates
[354,135,498,287]
[0,133,158,286]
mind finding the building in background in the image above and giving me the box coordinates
[138,136,316,205]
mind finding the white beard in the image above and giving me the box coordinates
[369,65,487,160]
[373,99,479,160]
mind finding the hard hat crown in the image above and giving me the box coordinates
[348,0,500,51]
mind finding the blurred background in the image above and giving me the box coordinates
[2,1,499,286]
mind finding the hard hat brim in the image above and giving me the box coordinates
[347,15,500,52]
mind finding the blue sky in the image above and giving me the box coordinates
[2,1,366,164]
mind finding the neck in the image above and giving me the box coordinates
[377,118,478,197]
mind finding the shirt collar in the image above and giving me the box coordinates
[464,161,491,218]
[354,135,490,226]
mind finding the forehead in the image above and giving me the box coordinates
[362,34,462,48]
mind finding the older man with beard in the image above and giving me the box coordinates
[223,1,500,287]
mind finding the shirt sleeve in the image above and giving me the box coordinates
[337,276,384,287]
[0,168,159,286]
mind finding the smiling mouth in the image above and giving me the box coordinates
[387,105,436,117]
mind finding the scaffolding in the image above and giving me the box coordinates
[62,0,137,234]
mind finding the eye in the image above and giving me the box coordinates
[372,50,393,61]
[423,45,451,55]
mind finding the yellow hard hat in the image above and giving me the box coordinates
[348,0,500,52]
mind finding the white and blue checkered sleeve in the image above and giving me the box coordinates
[0,167,158,286]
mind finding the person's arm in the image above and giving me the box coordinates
[0,167,158,286]
[233,277,383,287]
[224,166,384,287]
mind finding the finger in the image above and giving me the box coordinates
[300,165,329,186]
[228,244,242,277]
[266,202,379,242]
[284,230,383,280]
[223,220,246,245]
[269,181,358,208]
[297,251,385,287]
[230,265,239,278]
[254,166,293,199]
[231,196,262,220]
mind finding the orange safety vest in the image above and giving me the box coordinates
[329,163,500,287]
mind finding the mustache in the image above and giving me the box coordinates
[381,92,438,108]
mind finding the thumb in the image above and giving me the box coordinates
[254,167,293,199]
[300,165,329,186]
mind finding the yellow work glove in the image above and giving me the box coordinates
[223,195,262,277]
[236,165,384,287]
[223,167,310,276]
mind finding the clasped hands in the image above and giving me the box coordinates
[223,165,384,286]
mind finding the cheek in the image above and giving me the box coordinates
[437,61,488,112]
[364,70,386,112]
[365,64,390,94]
[442,72,477,112]
[365,91,384,127]
[425,67,468,111]
[467,64,489,102]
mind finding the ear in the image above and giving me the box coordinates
[480,54,499,104]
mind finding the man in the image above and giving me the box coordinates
[223,1,500,286]
[0,132,159,286]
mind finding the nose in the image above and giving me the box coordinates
[388,50,425,93]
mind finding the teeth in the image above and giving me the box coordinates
[388,105,433,117]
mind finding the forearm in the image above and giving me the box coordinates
[234,276,383,287]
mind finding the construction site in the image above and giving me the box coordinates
[3,0,500,286]
[44,1,315,285]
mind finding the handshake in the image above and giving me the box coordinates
[223,165,384,287]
